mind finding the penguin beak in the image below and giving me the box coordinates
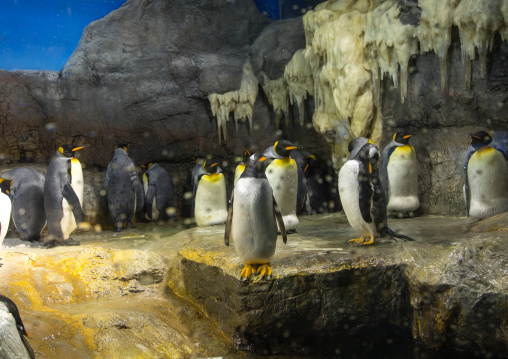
[285,145,302,150]
[304,164,309,172]
[211,163,218,167]
[72,146,85,152]
[402,135,413,139]
[258,156,267,162]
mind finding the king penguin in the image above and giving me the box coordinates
[0,294,35,359]
[290,150,316,215]
[379,132,419,216]
[140,162,176,222]
[0,179,12,248]
[263,140,302,232]
[1,168,46,242]
[101,144,145,232]
[339,140,414,246]
[44,144,86,246]
[225,153,287,278]
[194,159,227,226]
[464,130,508,219]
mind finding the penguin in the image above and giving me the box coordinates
[339,141,414,246]
[290,150,316,215]
[225,153,287,278]
[140,162,176,222]
[194,159,227,226]
[379,132,419,216]
[189,156,223,216]
[347,137,372,160]
[262,140,303,232]
[0,179,12,248]
[101,144,145,232]
[464,130,508,219]
[233,149,251,187]
[44,144,86,246]
[1,168,46,242]
[0,294,35,359]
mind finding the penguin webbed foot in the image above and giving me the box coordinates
[240,264,257,279]
[65,238,81,246]
[348,236,365,244]
[240,263,273,280]
[258,263,272,277]
[286,229,297,235]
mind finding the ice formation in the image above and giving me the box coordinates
[263,0,508,168]
[208,0,507,165]
[208,62,258,145]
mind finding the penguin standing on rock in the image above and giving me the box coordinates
[464,130,508,219]
[194,159,227,226]
[263,140,302,233]
[339,140,414,246]
[1,168,46,242]
[44,144,87,247]
[140,162,176,222]
[0,294,35,359]
[0,179,12,247]
[102,144,145,232]
[380,133,419,217]
[225,153,287,279]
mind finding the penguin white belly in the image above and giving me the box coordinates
[338,161,376,238]
[195,173,227,226]
[0,193,11,247]
[467,147,508,219]
[0,303,30,359]
[143,174,159,221]
[232,178,277,264]
[386,145,419,212]
[60,159,83,239]
[265,158,299,230]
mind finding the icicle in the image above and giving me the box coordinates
[439,53,448,91]
[464,54,472,89]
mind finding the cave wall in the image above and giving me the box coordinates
[0,0,507,218]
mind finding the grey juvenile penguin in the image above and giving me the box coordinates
[140,162,176,222]
[102,144,145,232]
[1,167,46,242]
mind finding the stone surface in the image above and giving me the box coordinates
[168,214,508,357]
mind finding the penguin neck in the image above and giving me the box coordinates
[241,166,266,179]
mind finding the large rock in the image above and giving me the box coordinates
[168,214,508,357]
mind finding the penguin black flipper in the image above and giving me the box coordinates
[386,227,414,242]
[20,333,35,359]
[62,183,84,223]
[358,164,374,224]
[379,145,395,200]
[463,148,475,217]
[224,194,234,246]
[273,196,287,244]
[144,183,156,220]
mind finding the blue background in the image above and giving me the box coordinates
[0,0,320,72]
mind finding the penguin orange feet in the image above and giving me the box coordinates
[240,264,257,279]
[258,263,272,277]
[360,236,375,246]
[348,236,365,244]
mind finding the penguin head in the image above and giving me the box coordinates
[355,143,380,173]
[291,150,316,172]
[348,137,372,154]
[242,153,268,178]
[393,133,414,145]
[241,149,251,163]
[140,162,154,171]
[0,178,12,198]
[469,131,492,147]
[202,160,219,175]
[273,140,303,158]
[0,294,29,337]
[115,143,130,153]
[58,144,86,157]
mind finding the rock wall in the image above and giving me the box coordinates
[0,0,507,220]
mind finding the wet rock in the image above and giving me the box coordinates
[168,215,508,357]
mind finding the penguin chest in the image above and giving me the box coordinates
[265,158,299,229]
[338,161,376,238]
[0,193,11,245]
[467,146,508,218]
[232,178,277,264]
[233,164,246,187]
[61,158,83,239]
[143,174,159,221]
[386,145,419,211]
[195,173,227,226]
